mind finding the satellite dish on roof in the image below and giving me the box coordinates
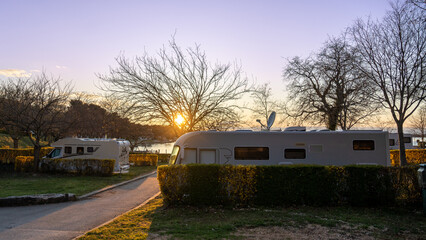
[266,111,276,130]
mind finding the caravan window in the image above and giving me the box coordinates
[182,148,197,164]
[65,146,72,154]
[284,149,306,159]
[389,139,395,146]
[200,149,216,164]
[234,147,269,160]
[48,148,61,158]
[77,147,84,155]
[403,137,411,143]
[353,140,375,150]
[169,146,180,165]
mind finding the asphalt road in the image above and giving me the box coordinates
[0,173,160,240]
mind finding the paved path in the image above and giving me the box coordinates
[0,173,160,240]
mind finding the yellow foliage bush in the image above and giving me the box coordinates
[129,153,158,166]
[0,147,53,164]
[390,149,426,166]
[219,165,257,204]
[14,156,35,172]
[157,165,189,204]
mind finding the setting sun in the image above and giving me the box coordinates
[175,114,185,126]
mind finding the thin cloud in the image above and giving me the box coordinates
[55,65,68,69]
[0,69,31,78]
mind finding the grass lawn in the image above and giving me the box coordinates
[0,166,157,197]
[79,196,426,240]
[0,133,45,148]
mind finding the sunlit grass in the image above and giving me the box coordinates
[0,166,156,197]
[79,195,426,240]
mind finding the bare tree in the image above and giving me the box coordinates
[408,0,425,10]
[249,83,278,128]
[351,2,425,165]
[99,38,249,136]
[0,78,33,148]
[0,73,72,171]
[410,105,426,148]
[283,36,379,130]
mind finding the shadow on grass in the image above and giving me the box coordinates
[81,194,426,240]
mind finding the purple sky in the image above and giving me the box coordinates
[0,0,390,94]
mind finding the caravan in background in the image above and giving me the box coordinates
[45,138,130,172]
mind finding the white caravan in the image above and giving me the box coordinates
[169,130,391,166]
[388,133,413,150]
[46,138,130,172]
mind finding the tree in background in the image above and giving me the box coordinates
[283,36,379,130]
[249,83,279,128]
[65,100,110,138]
[351,2,425,165]
[99,38,249,136]
[410,105,426,148]
[0,73,72,171]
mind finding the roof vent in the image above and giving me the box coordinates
[283,126,306,132]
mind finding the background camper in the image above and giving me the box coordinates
[46,138,130,172]
[169,130,390,166]
[388,133,413,150]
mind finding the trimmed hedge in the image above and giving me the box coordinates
[14,156,35,172]
[14,157,115,176]
[0,147,53,164]
[158,153,171,163]
[158,165,422,207]
[390,149,426,166]
[129,153,158,166]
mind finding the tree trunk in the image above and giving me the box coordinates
[33,142,41,172]
[12,137,19,149]
[327,109,339,130]
[397,123,407,166]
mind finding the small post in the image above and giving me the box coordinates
[418,164,426,215]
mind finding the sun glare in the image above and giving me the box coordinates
[175,114,185,126]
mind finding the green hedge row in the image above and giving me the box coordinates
[158,165,422,207]
[15,156,115,176]
[157,153,171,163]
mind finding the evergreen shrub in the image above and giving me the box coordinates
[14,157,115,176]
[157,165,422,207]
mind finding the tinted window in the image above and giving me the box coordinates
[77,147,84,155]
[87,147,94,153]
[353,140,375,150]
[235,147,269,160]
[389,139,395,146]
[48,148,61,158]
[169,146,180,165]
[284,149,306,159]
[403,137,411,143]
[64,146,72,154]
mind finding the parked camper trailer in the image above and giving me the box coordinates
[169,130,390,166]
[388,133,413,150]
[46,138,130,172]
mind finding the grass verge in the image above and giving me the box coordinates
[0,133,46,148]
[79,195,426,240]
[0,166,157,197]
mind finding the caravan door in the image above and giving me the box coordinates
[199,149,216,164]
